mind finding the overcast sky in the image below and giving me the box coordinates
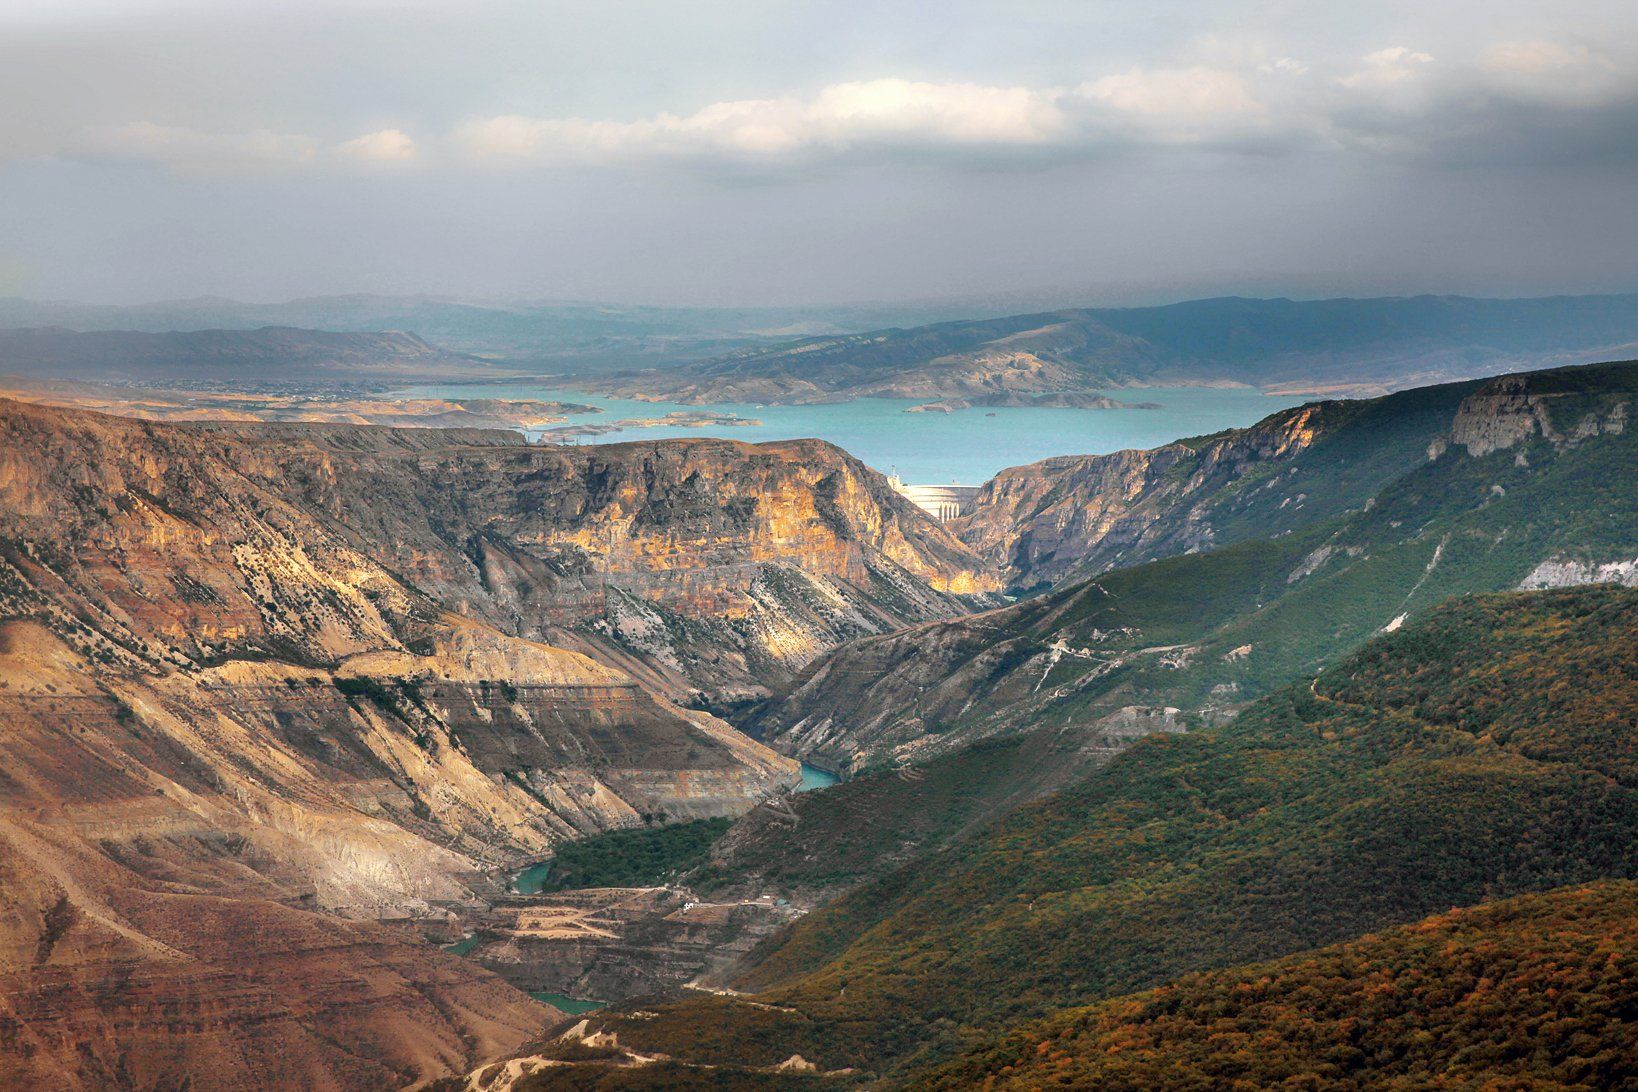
[3,0,1637,307]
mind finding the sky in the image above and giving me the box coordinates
[3,0,1637,308]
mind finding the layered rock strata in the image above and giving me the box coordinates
[226,427,1000,701]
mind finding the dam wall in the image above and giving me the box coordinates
[888,475,979,522]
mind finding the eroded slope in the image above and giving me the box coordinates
[0,399,832,1087]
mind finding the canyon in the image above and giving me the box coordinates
[754,362,1637,770]
[0,396,993,1088]
[488,584,1638,1087]
[1,358,1633,1090]
[230,425,1000,703]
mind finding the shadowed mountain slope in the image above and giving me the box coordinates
[953,372,1482,591]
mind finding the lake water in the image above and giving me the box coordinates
[513,860,553,895]
[797,763,841,792]
[532,991,606,1014]
[397,382,1304,484]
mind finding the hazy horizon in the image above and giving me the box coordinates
[12,283,1638,317]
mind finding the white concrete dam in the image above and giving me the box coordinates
[888,474,980,522]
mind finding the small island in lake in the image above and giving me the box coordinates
[539,410,763,439]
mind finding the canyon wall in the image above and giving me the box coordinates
[0,393,1001,1087]
[957,363,1637,594]
[953,378,1479,590]
[229,427,1000,702]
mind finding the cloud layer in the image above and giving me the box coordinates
[51,37,1632,176]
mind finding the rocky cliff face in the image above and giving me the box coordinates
[235,428,999,702]
[1450,367,1631,456]
[953,379,1480,590]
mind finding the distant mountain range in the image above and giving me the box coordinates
[5,292,1638,396]
[0,294,978,372]
[587,293,1638,402]
[0,326,494,384]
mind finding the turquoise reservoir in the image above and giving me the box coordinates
[533,991,607,1014]
[395,384,1302,485]
[797,763,840,792]
[512,860,553,895]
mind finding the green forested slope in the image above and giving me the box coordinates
[590,587,1638,1078]
[920,880,1638,1090]
[534,818,733,892]
[693,731,1127,903]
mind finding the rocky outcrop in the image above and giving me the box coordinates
[1451,368,1631,456]
[1450,381,1557,456]
[1519,558,1638,589]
